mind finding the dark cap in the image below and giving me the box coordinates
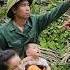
[0,50,16,63]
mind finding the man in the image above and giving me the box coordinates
[0,0,70,58]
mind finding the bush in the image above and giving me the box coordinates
[31,0,70,69]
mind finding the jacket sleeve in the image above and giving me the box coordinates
[0,29,8,51]
[37,1,70,33]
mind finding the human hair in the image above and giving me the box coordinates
[0,50,17,70]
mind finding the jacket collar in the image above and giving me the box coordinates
[9,18,32,32]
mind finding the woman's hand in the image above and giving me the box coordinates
[63,20,70,29]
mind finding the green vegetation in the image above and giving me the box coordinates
[32,0,70,69]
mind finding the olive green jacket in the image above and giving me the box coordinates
[0,1,70,57]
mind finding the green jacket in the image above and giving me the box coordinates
[0,1,70,57]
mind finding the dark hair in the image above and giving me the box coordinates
[7,0,33,19]
[0,50,17,70]
[0,64,8,70]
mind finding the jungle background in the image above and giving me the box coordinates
[0,0,70,70]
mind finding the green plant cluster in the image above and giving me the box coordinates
[31,0,70,54]
[31,0,70,70]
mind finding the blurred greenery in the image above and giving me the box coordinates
[0,0,70,70]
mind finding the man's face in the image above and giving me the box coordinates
[27,43,41,57]
[6,55,21,69]
[15,1,30,19]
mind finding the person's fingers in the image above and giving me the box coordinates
[63,21,68,26]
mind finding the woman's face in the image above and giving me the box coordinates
[14,1,30,19]
[6,55,21,69]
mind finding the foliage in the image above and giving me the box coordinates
[51,63,70,70]
[0,5,7,24]
[31,0,70,69]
